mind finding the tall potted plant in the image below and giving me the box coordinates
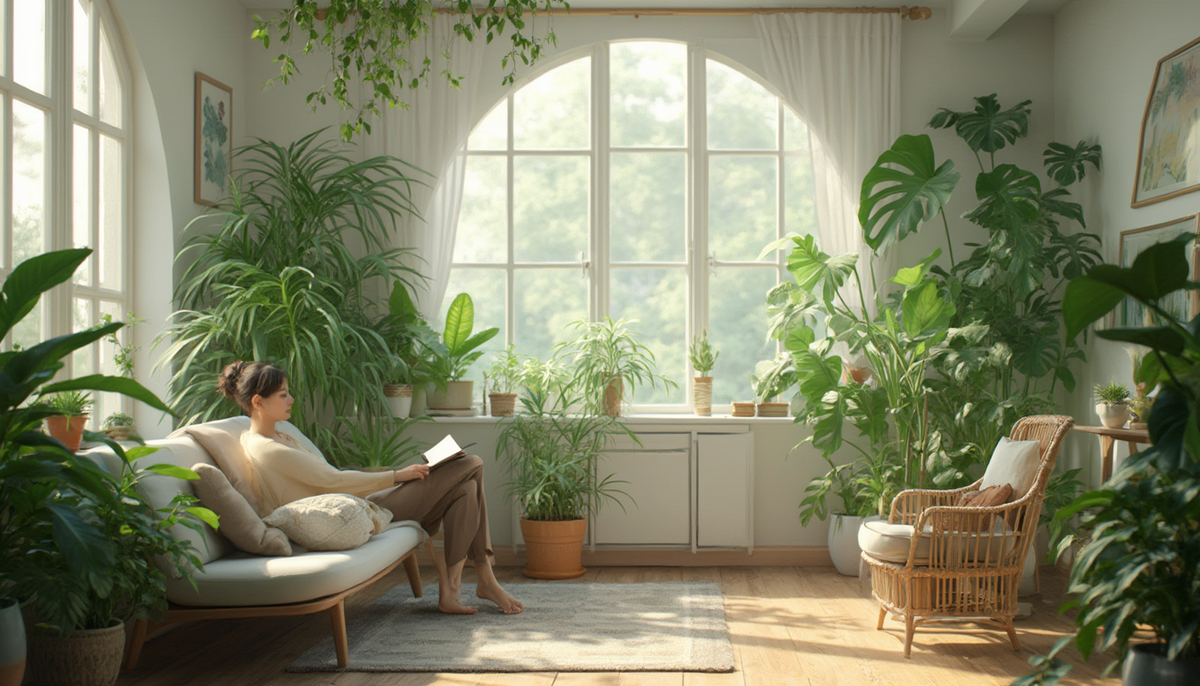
[0,249,200,686]
[689,330,719,416]
[42,391,93,452]
[556,317,676,416]
[496,377,632,579]
[428,292,499,411]
[1017,234,1200,686]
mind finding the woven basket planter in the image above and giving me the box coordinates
[731,401,756,417]
[28,622,124,686]
[489,393,517,417]
[693,377,712,416]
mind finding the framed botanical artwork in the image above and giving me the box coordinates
[194,72,232,205]
[1115,214,1200,328]
[1132,35,1200,208]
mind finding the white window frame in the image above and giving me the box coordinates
[456,40,811,414]
[1,0,132,418]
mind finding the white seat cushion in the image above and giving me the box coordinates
[165,521,425,607]
[980,437,1041,499]
[859,519,931,564]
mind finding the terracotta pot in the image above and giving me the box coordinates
[429,380,474,410]
[731,401,756,417]
[27,622,124,686]
[1095,402,1130,429]
[520,518,587,580]
[45,415,89,452]
[0,601,24,686]
[489,392,517,417]
[844,366,874,385]
[756,402,789,418]
[693,376,713,416]
[603,377,623,416]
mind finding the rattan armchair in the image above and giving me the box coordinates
[862,414,1075,657]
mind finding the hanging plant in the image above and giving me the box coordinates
[252,0,570,141]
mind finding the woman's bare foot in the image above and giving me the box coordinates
[476,582,524,614]
[437,596,478,615]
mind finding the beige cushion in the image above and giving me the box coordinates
[263,494,393,551]
[191,463,292,557]
[859,519,932,564]
[165,521,425,607]
[859,518,1017,566]
[956,483,1014,530]
[980,437,1041,500]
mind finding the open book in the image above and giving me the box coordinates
[422,434,470,469]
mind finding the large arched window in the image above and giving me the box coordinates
[4,0,131,423]
[448,41,816,411]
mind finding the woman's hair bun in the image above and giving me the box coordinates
[218,361,248,400]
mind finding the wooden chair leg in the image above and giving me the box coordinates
[122,618,148,671]
[328,600,349,667]
[403,551,423,598]
[877,607,887,630]
[904,613,915,658]
[1004,617,1020,651]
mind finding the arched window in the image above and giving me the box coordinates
[449,41,816,411]
[4,0,132,423]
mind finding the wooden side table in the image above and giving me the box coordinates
[1072,425,1150,482]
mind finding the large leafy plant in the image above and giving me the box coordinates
[1017,234,1200,682]
[859,94,1102,480]
[252,0,569,141]
[555,317,677,414]
[0,249,209,636]
[434,293,499,383]
[159,131,421,452]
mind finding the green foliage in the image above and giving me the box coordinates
[100,312,144,378]
[0,249,206,637]
[483,345,524,395]
[435,293,500,382]
[928,94,1031,155]
[43,390,93,417]
[1019,236,1200,683]
[496,385,633,522]
[858,134,959,255]
[330,415,431,469]
[158,131,422,453]
[377,282,446,388]
[750,354,796,402]
[101,412,136,431]
[688,329,719,376]
[252,0,568,141]
[1093,380,1130,404]
[555,317,677,415]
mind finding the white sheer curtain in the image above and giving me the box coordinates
[373,16,487,321]
[755,13,901,315]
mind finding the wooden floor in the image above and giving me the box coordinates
[118,564,1118,686]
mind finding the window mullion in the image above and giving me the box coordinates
[49,0,72,344]
[592,42,608,322]
[505,96,514,348]
[690,45,707,375]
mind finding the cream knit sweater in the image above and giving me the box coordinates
[241,431,394,515]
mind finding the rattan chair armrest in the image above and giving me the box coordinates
[888,480,984,524]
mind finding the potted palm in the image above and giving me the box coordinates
[689,330,719,416]
[556,317,675,416]
[42,391,93,452]
[1093,380,1131,429]
[428,292,499,412]
[496,379,632,579]
[1018,234,1200,685]
[377,283,445,418]
[484,346,522,417]
[0,249,196,686]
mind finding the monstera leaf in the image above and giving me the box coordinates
[965,164,1041,233]
[785,235,858,307]
[928,94,1032,154]
[1044,140,1102,186]
[859,134,960,254]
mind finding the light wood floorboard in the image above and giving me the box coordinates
[117,565,1118,686]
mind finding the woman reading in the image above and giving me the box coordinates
[219,360,523,615]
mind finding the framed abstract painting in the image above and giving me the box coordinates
[1132,35,1200,208]
[194,72,232,206]
[1115,215,1200,328]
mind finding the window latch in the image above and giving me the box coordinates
[579,251,590,279]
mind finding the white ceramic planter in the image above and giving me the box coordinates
[828,514,880,577]
[0,600,24,686]
[383,384,413,418]
[1095,402,1130,429]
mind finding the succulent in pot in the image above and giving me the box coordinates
[1093,380,1131,429]
[688,330,719,416]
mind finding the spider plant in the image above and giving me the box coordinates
[555,317,676,415]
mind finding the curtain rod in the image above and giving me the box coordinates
[530,6,932,19]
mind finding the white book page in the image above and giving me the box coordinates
[423,434,463,467]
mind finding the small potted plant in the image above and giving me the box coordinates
[751,354,796,417]
[428,293,499,412]
[556,317,676,416]
[689,330,719,416]
[100,411,137,441]
[1094,380,1131,429]
[484,346,522,417]
[43,391,93,452]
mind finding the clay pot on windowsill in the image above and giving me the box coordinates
[756,402,789,418]
[489,393,517,417]
[45,415,89,452]
[731,401,756,418]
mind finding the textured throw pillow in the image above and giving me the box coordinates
[190,463,292,557]
[263,494,393,551]
[956,483,1014,530]
[980,437,1042,500]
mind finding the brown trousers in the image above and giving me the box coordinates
[368,454,494,568]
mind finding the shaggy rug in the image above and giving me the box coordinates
[287,582,734,673]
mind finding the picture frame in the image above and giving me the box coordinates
[1132,35,1200,208]
[194,72,233,206]
[1115,214,1200,328]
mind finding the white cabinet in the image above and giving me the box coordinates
[697,432,754,549]
[593,434,690,545]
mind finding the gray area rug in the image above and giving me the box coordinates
[288,582,735,673]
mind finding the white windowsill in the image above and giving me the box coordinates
[422,413,797,425]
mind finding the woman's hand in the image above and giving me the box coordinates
[393,464,430,484]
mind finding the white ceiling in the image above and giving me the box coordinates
[241,0,1072,14]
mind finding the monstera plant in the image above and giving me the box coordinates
[857,94,1104,485]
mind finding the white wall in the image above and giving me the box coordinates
[110,0,251,437]
[1054,0,1200,485]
